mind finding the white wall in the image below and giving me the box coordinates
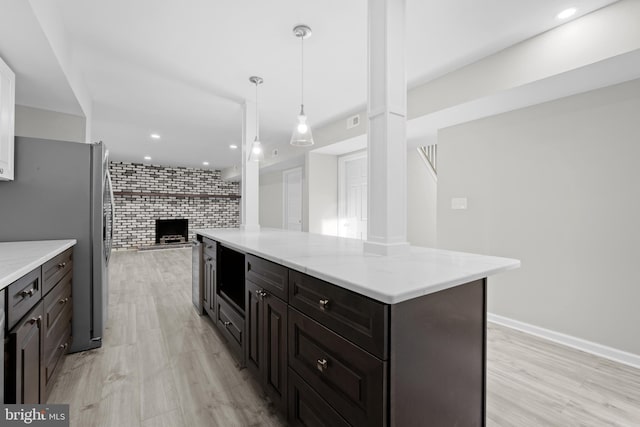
[15,105,86,142]
[407,148,437,247]
[307,153,338,236]
[259,170,283,229]
[437,78,640,356]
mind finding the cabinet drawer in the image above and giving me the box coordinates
[7,267,42,330]
[216,297,244,364]
[288,369,351,427]
[43,271,72,347]
[44,324,70,396]
[288,308,386,427]
[203,238,217,259]
[289,270,388,359]
[246,254,288,301]
[42,248,73,296]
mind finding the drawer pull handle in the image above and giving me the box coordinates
[223,321,232,326]
[317,358,328,372]
[59,343,69,350]
[206,245,213,249]
[28,316,42,326]
[207,257,212,262]
[59,297,69,304]
[255,289,268,299]
[58,262,67,269]
[319,299,330,310]
[19,288,36,298]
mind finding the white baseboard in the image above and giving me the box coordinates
[487,313,640,370]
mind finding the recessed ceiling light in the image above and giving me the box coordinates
[150,133,161,140]
[203,161,210,166]
[557,7,577,20]
[229,144,238,150]
[144,156,151,161]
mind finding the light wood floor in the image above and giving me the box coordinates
[48,248,640,426]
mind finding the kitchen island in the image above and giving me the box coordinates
[194,228,519,427]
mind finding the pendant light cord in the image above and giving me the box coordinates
[300,35,304,112]
[255,81,259,139]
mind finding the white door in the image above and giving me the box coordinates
[338,152,367,240]
[283,167,303,231]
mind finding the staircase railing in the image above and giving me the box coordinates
[418,145,437,176]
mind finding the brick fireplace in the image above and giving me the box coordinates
[109,162,240,249]
[155,218,189,244]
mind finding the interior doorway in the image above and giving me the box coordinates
[338,151,367,240]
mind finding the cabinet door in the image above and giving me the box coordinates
[262,292,288,413]
[246,280,288,413]
[0,55,15,181]
[203,255,216,321]
[0,289,5,403]
[245,280,263,379]
[10,302,44,404]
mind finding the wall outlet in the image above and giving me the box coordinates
[451,197,468,210]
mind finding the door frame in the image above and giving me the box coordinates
[282,167,303,231]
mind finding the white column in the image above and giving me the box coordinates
[363,0,410,256]
[241,101,260,232]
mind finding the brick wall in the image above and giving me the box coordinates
[109,162,240,249]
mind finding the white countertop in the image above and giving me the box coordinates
[196,228,520,304]
[0,240,77,291]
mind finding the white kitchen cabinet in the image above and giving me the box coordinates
[0,55,15,181]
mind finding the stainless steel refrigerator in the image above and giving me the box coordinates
[0,137,114,352]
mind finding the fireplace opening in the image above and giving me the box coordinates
[155,219,188,245]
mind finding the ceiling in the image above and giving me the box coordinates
[0,0,620,169]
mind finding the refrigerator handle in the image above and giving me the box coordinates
[106,168,115,266]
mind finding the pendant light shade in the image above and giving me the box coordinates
[290,106,314,147]
[248,76,264,162]
[248,136,263,162]
[290,25,314,147]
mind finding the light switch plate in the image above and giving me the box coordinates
[451,197,468,210]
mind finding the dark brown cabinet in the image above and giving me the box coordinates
[246,280,288,413]
[288,369,350,427]
[7,267,42,331]
[7,301,44,404]
[213,245,246,365]
[245,254,289,411]
[289,270,388,360]
[42,270,72,396]
[0,290,4,403]
[216,297,244,363]
[203,251,216,321]
[198,235,488,427]
[4,247,74,404]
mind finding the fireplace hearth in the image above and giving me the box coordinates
[155,219,188,245]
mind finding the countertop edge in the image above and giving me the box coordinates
[196,229,520,304]
[0,240,77,291]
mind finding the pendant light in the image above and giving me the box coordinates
[290,25,314,147]
[248,76,264,162]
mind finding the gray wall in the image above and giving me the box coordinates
[15,105,86,142]
[437,78,640,355]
